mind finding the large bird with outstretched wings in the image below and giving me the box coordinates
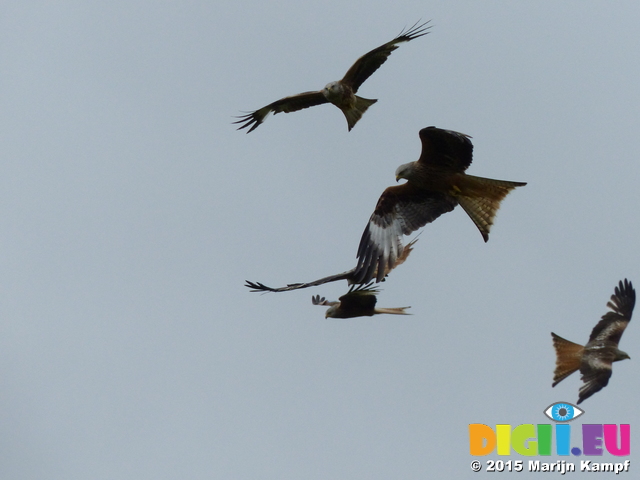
[353,126,527,284]
[552,279,635,404]
[234,21,430,132]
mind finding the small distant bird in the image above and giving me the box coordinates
[234,21,431,133]
[312,283,410,318]
[353,126,526,284]
[245,239,418,293]
[552,279,635,404]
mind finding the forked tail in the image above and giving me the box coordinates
[551,332,584,387]
[342,96,377,131]
[455,175,526,241]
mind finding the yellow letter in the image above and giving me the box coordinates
[497,424,511,455]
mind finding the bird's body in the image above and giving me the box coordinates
[321,81,356,109]
[552,279,635,404]
[312,283,410,318]
[321,81,377,131]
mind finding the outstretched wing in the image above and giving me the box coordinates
[587,279,635,346]
[341,20,431,92]
[578,279,635,404]
[246,238,420,293]
[578,355,614,404]
[417,126,474,172]
[234,91,328,133]
[245,269,353,293]
[354,184,457,283]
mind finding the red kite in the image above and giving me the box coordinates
[234,21,430,132]
[552,279,635,404]
[312,283,410,318]
[353,126,527,284]
[245,239,418,293]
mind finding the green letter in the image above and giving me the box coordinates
[512,424,537,456]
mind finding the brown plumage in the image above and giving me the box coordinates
[354,126,526,284]
[552,279,635,404]
[234,21,430,132]
[312,283,410,318]
[245,239,418,293]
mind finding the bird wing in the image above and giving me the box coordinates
[340,20,431,92]
[245,269,354,293]
[354,183,458,283]
[245,238,419,293]
[587,279,635,346]
[416,126,474,172]
[578,353,614,404]
[234,91,328,133]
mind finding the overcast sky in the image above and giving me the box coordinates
[2,1,639,478]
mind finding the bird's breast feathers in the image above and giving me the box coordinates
[322,81,354,107]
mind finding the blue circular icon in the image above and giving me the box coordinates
[544,402,584,422]
[551,403,574,421]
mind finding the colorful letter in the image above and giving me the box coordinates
[604,424,630,456]
[555,424,571,456]
[537,424,552,456]
[497,424,511,455]
[582,424,603,456]
[469,424,496,456]
[512,424,537,456]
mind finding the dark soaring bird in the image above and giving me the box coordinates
[245,239,418,293]
[234,21,431,132]
[353,126,527,284]
[552,279,635,404]
[312,283,410,318]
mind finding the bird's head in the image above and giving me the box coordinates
[324,305,338,318]
[395,162,414,182]
[322,81,342,101]
[615,349,631,362]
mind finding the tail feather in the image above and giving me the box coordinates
[551,332,585,387]
[373,307,411,315]
[456,175,526,241]
[342,96,377,130]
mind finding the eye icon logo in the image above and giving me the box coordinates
[544,402,584,422]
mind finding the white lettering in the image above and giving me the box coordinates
[581,460,631,473]
[528,460,574,474]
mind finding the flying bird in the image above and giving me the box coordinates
[245,239,418,293]
[312,283,410,318]
[234,20,431,133]
[353,126,527,284]
[552,279,635,404]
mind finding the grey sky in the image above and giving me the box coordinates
[1,1,639,478]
